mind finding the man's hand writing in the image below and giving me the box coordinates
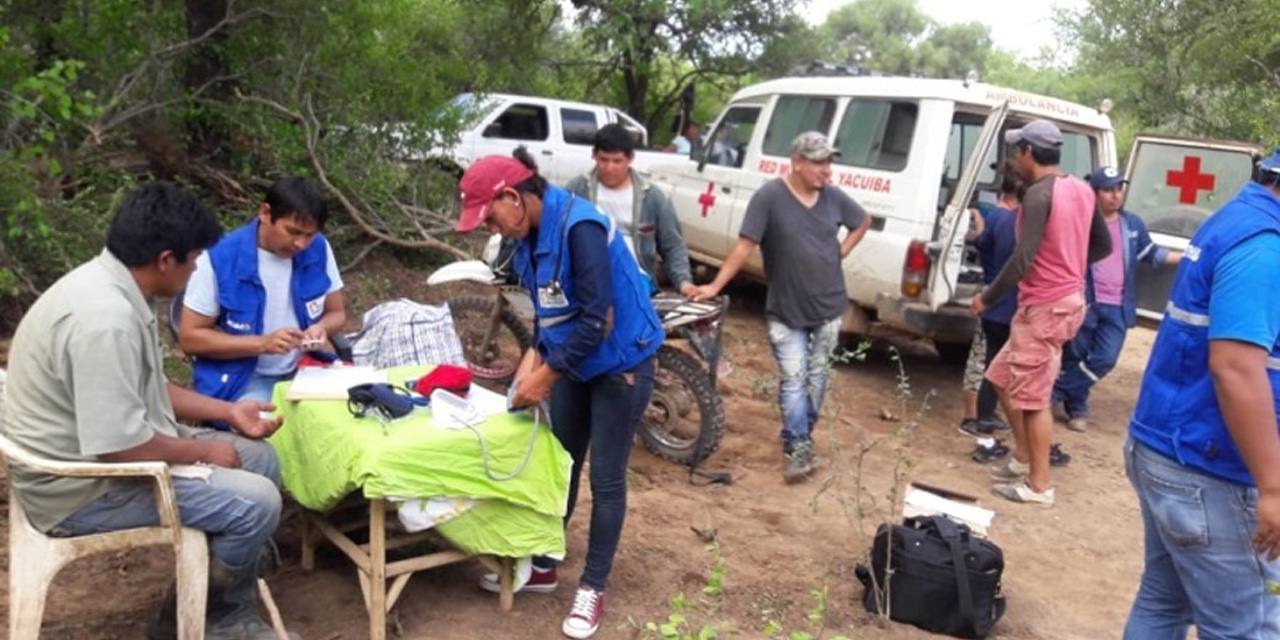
[260,328,304,355]
[300,325,328,350]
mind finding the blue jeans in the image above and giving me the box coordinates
[1053,303,1127,417]
[1124,437,1280,639]
[239,372,290,403]
[767,316,841,452]
[546,355,655,591]
[52,430,283,570]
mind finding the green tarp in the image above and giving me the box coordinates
[268,366,571,558]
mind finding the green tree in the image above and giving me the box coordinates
[1062,0,1280,143]
[565,0,801,130]
[819,0,931,74]
[917,22,993,79]
[770,0,992,79]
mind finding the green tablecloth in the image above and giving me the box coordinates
[268,366,571,558]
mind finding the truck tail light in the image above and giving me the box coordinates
[901,239,930,298]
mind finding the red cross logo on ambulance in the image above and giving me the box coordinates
[698,182,716,217]
[1123,137,1262,241]
[1165,156,1216,204]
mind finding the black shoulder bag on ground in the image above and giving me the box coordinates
[855,515,1006,639]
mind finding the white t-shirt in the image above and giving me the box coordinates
[595,183,637,260]
[184,240,343,375]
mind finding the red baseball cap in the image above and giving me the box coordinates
[455,155,536,233]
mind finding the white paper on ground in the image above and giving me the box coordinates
[902,487,995,537]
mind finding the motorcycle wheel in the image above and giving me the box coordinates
[446,294,533,383]
[639,345,727,465]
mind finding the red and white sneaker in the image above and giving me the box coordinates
[479,565,558,594]
[562,587,604,639]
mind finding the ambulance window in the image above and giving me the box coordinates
[1058,132,1095,180]
[761,96,836,157]
[833,100,917,172]
[704,106,761,168]
[945,121,996,185]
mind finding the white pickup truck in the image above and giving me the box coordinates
[647,75,1118,363]
[422,92,690,185]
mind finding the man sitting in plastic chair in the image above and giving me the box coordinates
[2,181,301,640]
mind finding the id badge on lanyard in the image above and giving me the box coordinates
[537,194,577,310]
[538,281,569,309]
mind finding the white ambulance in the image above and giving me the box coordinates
[646,74,1117,363]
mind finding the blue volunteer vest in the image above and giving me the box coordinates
[513,186,663,381]
[1129,182,1280,485]
[191,219,332,403]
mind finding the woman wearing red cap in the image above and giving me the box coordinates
[456,148,663,638]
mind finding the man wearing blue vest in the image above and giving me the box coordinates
[1051,166,1182,432]
[179,177,347,404]
[1123,149,1280,638]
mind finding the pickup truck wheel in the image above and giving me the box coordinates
[639,346,727,466]
[934,340,973,367]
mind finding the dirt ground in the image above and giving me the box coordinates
[0,257,1155,640]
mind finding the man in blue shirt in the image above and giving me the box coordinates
[1123,149,1280,638]
[1052,167,1181,432]
[961,162,1020,440]
[179,177,347,405]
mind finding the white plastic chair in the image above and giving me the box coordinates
[0,425,209,639]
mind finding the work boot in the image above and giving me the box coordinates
[206,615,302,640]
[207,558,302,640]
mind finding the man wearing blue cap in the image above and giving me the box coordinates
[1051,167,1182,432]
[1123,148,1280,638]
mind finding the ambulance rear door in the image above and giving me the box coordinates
[1125,135,1264,320]
[926,100,1008,310]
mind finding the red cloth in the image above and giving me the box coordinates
[297,354,331,368]
[415,365,473,396]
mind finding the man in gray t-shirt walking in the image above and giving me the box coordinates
[694,131,870,482]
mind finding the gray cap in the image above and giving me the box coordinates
[791,131,841,161]
[1003,119,1063,148]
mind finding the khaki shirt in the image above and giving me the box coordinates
[3,250,189,531]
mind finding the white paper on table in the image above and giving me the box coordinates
[286,366,385,400]
[466,385,512,421]
[902,487,995,537]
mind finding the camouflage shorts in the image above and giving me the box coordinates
[962,324,988,393]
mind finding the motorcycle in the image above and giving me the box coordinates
[427,237,728,467]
